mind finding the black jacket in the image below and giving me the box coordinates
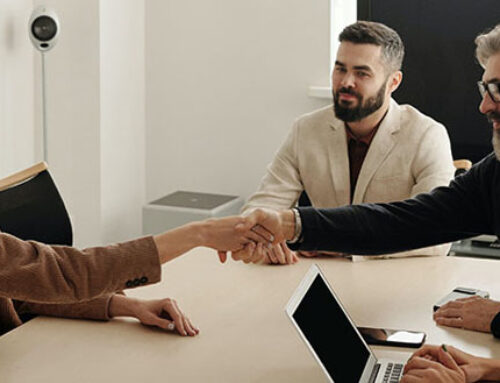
[289,152,500,336]
[290,153,500,254]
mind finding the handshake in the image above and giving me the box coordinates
[201,208,297,264]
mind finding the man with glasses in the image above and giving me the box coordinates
[237,24,500,382]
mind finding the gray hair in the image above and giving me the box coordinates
[475,24,500,68]
[339,21,404,73]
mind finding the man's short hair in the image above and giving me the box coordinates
[475,24,500,68]
[339,21,404,73]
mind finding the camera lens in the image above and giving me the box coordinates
[31,16,57,41]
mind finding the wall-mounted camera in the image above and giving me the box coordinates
[29,6,60,162]
[29,6,59,52]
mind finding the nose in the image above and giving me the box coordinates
[479,92,496,115]
[340,72,356,89]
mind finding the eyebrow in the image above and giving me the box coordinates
[353,65,373,72]
[334,61,373,73]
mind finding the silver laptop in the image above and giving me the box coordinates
[285,264,407,383]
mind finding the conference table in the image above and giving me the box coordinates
[1,249,500,382]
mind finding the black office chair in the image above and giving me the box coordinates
[0,162,72,245]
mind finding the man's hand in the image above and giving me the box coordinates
[228,208,297,264]
[153,214,275,265]
[262,242,299,265]
[433,296,500,333]
[404,344,491,383]
[242,208,296,243]
[217,208,296,264]
[109,295,199,336]
[199,215,275,263]
[233,241,299,265]
[402,345,466,383]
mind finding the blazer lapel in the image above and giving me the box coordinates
[327,116,351,207]
[352,99,401,203]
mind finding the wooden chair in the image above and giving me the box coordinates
[0,162,72,245]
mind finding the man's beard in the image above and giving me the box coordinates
[490,112,500,160]
[333,82,386,122]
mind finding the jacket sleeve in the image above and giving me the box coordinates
[409,121,455,197]
[0,234,161,304]
[13,294,116,321]
[242,120,304,213]
[290,156,493,254]
[360,120,456,259]
[490,311,500,338]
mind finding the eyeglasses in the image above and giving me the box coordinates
[477,81,500,103]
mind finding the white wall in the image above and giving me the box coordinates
[145,0,332,203]
[0,0,334,246]
[100,0,145,243]
[0,0,36,177]
[34,0,145,246]
[34,0,103,246]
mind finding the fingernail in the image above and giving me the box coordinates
[269,235,274,242]
[167,323,175,331]
[442,344,448,352]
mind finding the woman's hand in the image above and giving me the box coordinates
[109,295,199,336]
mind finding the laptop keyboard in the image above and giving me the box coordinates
[383,363,403,382]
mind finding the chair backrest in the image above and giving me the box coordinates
[0,162,73,245]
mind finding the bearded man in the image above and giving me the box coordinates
[242,21,455,264]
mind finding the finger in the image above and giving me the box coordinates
[438,345,461,371]
[182,314,197,336]
[144,312,176,331]
[404,356,441,373]
[434,308,463,319]
[267,247,279,264]
[438,300,464,310]
[240,243,256,263]
[408,345,441,364]
[402,368,428,380]
[455,296,483,302]
[281,243,295,264]
[232,245,253,262]
[400,374,420,383]
[250,242,265,264]
[218,251,227,263]
[243,242,257,263]
[251,225,274,242]
[435,317,463,328]
[185,316,200,334]
[292,252,300,263]
[245,229,270,244]
[273,243,287,264]
[166,300,187,336]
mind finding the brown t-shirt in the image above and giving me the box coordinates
[345,124,379,201]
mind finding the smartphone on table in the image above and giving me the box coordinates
[357,326,426,348]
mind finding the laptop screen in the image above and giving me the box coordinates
[292,274,370,382]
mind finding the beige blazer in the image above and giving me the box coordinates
[0,234,160,334]
[243,99,456,258]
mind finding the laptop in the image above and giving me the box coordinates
[285,264,407,383]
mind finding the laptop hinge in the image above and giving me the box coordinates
[368,363,381,383]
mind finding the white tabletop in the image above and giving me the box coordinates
[1,250,500,382]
